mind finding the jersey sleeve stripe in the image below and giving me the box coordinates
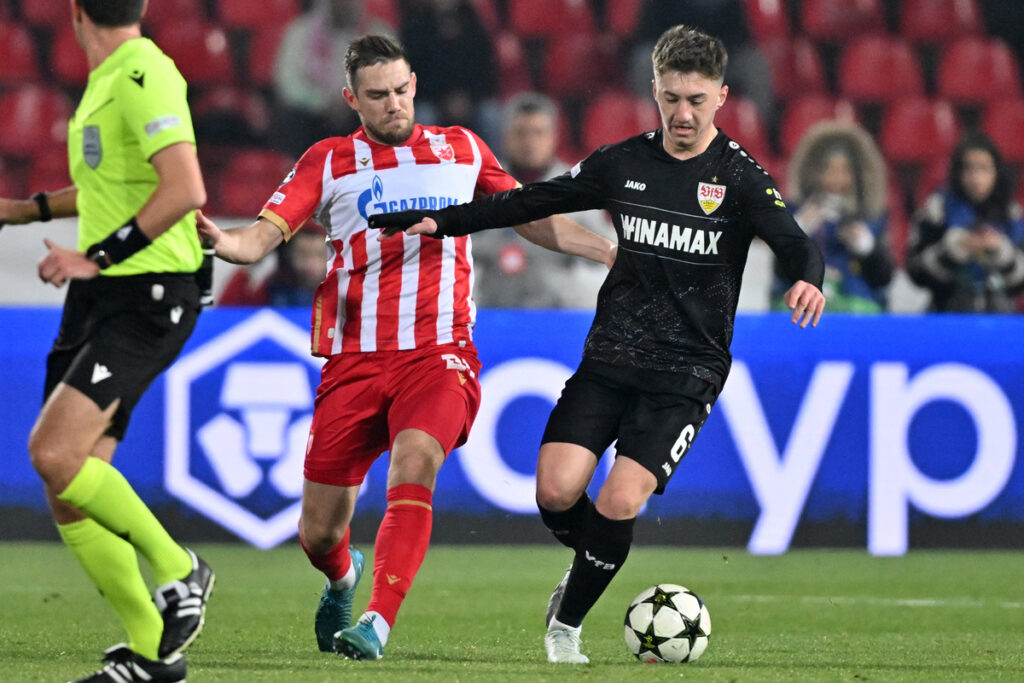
[257,209,295,240]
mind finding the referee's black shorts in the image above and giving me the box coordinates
[44,272,200,440]
[541,358,719,494]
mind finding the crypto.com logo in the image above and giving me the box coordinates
[165,310,323,548]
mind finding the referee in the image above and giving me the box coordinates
[371,25,827,664]
[0,2,212,681]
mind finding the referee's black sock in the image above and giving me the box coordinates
[555,507,635,628]
[538,494,591,551]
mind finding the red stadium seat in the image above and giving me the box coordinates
[915,158,950,205]
[51,23,90,86]
[0,85,73,157]
[880,97,959,166]
[0,23,40,83]
[143,0,205,25]
[20,0,65,27]
[581,91,660,152]
[247,24,287,87]
[152,20,237,86]
[470,0,501,35]
[217,0,300,30]
[715,95,772,161]
[607,0,645,39]
[801,0,885,42]
[839,34,924,105]
[901,0,981,44]
[938,36,1022,106]
[510,0,595,38]
[544,33,619,98]
[760,37,826,100]
[780,94,858,156]
[493,31,533,98]
[745,0,790,43]
[28,150,72,193]
[215,149,294,218]
[982,98,1024,165]
[367,0,400,27]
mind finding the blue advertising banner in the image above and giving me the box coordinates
[1,308,1022,554]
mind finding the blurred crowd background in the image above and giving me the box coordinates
[2,0,1024,312]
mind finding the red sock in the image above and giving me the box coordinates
[366,483,433,626]
[299,525,352,582]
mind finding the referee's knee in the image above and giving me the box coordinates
[27,431,81,492]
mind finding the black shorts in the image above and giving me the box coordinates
[541,359,719,494]
[44,273,200,440]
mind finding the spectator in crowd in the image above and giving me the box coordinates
[472,93,616,308]
[273,0,394,157]
[775,121,894,312]
[218,224,327,307]
[399,0,499,140]
[906,131,1024,312]
[629,0,776,129]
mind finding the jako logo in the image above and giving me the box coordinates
[625,179,646,190]
[358,174,459,221]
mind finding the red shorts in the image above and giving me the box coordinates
[304,342,483,486]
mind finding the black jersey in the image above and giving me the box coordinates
[377,130,824,389]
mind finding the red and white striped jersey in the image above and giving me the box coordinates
[259,124,517,356]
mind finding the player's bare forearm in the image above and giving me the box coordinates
[514,215,616,267]
[199,213,284,264]
[135,142,206,240]
[0,186,78,228]
[784,280,826,329]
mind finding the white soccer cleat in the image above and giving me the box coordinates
[545,623,589,664]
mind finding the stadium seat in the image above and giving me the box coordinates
[28,150,72,193]
[0,23,40,83]
[801,0,885,42]
[51,23,90,86]
[20,0,65,27]
[152,20,237,86]
[839,34,924,105]
[760,37,826,100]
[745,0,790,43]
[880,97,959,166]
[607,0,645,39]
[779,94,857,156]
[143,0,205,25]
[510,0,595,38]
[543,33,619,98]
[217,0,300,30]
[714,95,772,161]
[901,0,981,44]
[470,0,501,35]
[937,36,1022,106]
[0,85,73,157]
[246,24,287,87]
[493,31,533,98]
[367,0,399,27]
[215,149,294,218]
[915,158,950,205]
[581,91,660,152]
[981,99,1024,165]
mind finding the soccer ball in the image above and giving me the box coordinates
[623,584,711,663]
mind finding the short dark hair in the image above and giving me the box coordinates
[651,25,728,82]
[344,35,410,93]
[78,0,145,27]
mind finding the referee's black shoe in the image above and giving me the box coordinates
[154,548,215,659]
[70,644,185,683]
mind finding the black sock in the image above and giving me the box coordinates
[555,507,635,628]
[538,493,592,550]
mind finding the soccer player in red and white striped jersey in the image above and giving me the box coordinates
[197,35,616,660]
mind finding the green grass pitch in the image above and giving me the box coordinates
[2,543,1022,681]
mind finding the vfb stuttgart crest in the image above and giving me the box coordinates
[697,182,726,215]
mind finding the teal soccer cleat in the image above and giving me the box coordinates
[314,547,365,652]
[334,613,384,660]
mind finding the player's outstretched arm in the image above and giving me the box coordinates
[370,210,439,238]
[784,280,826,328]
[196,211,284,265]
[0,186,78,230]
[513,215,617,267]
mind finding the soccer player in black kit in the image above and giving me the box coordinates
[371,25,826,663]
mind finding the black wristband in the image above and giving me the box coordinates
[85,216,152,269]
[32,192,52,223]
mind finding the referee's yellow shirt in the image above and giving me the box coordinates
[68,37,201,276]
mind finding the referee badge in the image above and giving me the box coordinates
[83,125,102,169]
[697,182,725,215]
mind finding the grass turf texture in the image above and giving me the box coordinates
[2,544,1021,681]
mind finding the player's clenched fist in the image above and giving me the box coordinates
[369,210,440,238]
